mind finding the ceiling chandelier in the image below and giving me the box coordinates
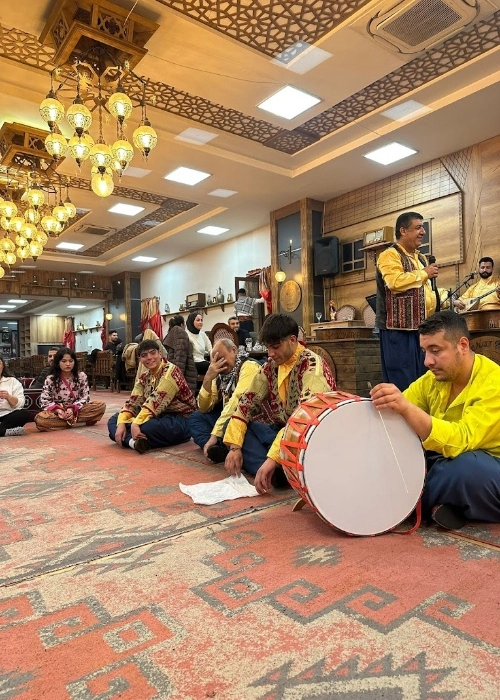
[39,45,158,198]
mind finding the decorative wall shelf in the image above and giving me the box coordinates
[162,302,228,319]
[75,326,103,334]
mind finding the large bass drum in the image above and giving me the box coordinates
[280,391,425,536]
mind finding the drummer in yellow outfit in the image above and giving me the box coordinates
[453,257,500,312]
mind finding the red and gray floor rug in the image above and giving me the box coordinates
[1,391,499,699]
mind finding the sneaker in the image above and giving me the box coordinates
[271,466,291,489]
[206,443,229,464]
[133,437,150,454]
[432,504,466,530]
[5,427,25,437]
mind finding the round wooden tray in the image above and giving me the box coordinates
[280,280,302,313]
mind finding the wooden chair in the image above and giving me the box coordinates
[208,323,239,346]
[91,351,116,391]
[308,344,337,380]
[8,357,22,377]
[29,354,46,378]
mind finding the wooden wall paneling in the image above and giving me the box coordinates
[478,136,500,263]
[270,209,279,314]
[36,316,65,344]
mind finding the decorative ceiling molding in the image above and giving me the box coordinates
[0,11,498,155]
[67,177,167,205]
[152,0,372,57]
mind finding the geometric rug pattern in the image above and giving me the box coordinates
[1,391,499,698]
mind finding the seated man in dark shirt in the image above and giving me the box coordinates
[32,347,59,389]
[105,330,123,355]
[228,316,250,347]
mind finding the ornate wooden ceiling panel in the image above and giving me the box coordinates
[152,0,373,57]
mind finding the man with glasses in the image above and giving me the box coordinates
[223,313,336,492]
[107,339,195,454]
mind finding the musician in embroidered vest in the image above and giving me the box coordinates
[453,257,500,312]
[376,211,444,392]
[107,339,195,454]
[188,338,262,463]
[223,313,336,493]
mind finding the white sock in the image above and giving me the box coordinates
[129,438,136,449]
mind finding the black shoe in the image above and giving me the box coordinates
[134,437,150,455]
[271,466,291,489]
[432,504,466,530]
[206,443,229,464]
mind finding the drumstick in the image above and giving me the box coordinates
[367,382,409,493]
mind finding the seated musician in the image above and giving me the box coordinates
[107,339,195,454]
[370,311,500,529]
[453,257,500,311]
[188,338,261,463]
[223,313,336,490]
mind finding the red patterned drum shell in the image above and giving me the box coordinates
[280,391,425,536]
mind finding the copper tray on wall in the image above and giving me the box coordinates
[280,280,302,313]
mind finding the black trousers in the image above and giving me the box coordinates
[0,409,31,436]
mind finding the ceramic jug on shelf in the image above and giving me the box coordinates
[226,293,233,303]
[216,287,225,304]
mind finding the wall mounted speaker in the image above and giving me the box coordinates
[314,236,339,276]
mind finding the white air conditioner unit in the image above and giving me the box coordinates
[368,0,479,53]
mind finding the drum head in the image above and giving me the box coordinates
[302,399,425,535]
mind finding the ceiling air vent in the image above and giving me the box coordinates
[78,225,111,236]
[368,0,479,53]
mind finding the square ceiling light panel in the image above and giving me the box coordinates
[67,305,87,309]
[197,226,229,236]
[272,42,332,75]
[164,167,211,186]
[108,203,145,216]
[258,86,321,120]
[381,100,432,122]
[364,142,417,165]
[132,256,158,263]
[56,242,84,250]
[175,128,217,145]
[8,299,28,303]
[208,189,238,198]
[123,167,151,178]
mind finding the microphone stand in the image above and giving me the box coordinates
[447,273,475,313]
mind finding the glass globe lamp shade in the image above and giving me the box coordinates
[112,159,129,178]
[16,246,30,260]
[132,120,158,159]
[89,142,113,170]
[27,187,45,209]
[63,198,77,218]
[91,172,114,198]
[0,237,14,252]
[45,132,68,161]
[21,223,37,240]
[0,266,4,279]
[4,251,16,266]
[39,92,65,126]
[68,133,94,164]
[66,100,92,135]
[29,241,43,259]
[108,91,133,122]
[0,216,12,232]
[10,216,25,233]
[0,250,4,262]
[15,234,28,248]
[275,270,286,283]
[34,230,48,245]
[0,200,18,220]
[24,208,40,225]
[111,139,134,166]
[53,204,69,223]
[41,215,59,234]
[53,220,63,236]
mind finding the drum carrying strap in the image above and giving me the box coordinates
[393,499,422,534]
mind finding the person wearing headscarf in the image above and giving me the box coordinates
[163,315,197,393]
[186,311,212,375]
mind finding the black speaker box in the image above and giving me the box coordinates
[314,236,339,276]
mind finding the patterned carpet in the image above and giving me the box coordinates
[1,390,499,699]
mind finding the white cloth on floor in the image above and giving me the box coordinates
[179,474,259,505]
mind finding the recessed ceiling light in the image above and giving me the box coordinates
[175,128,217,145]
[67,305,87,309]
[42,314,58,317]
[381,100,432,122]
[8,299,28,304]
[0,305,16,309]
[132,256,158,263]
[364,142,417,165]
[8,270,26,274]
[20,265,37,269]
[197,226,229,236]
[56,242,84,250]
[164,167,211,186]
[258,85,321,120]
[122,166,151,178]
[78,270,94,274]
[272,42,332,75]
[108,203,145,216]
[208,189,238,198]
[0,310,6,313]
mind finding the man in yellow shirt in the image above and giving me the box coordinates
[223,313,336,491]
[376,211,442,391]
[453,257,500,312]
[371,311,500,529]
[188,338,261,463]
[108,339,195,454]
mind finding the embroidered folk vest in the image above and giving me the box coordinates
[377,244,427,331]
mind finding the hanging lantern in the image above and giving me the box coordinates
[16,246,30,260]
[15,233,28,248]
[53,203,70,224]
[0,250,4,262]
[10,216,25,234]
[34,230,48,245]
[39,90,65,127]
[66,96,92,136]
[27,187,45,210]
[68,133,94,165]
[63,197,77,219]
[0,266,4,279]
[45,131,68,161]
[21,222,37,240]
[0,216,12,232]
[275,270,286,283]
[133,119,158,160]
[91,172,114,198]
[111,139,134,168]
[0,236,15,252]
[108,90,133,124]
[54,220,64,236]
[0,199,18,220]
[89,141,113,170]
[4,251,16,266]
[28,240,43,261]
[41,214,59,235]
[24,208,40,225]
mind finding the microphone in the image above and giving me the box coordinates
[428,255,437,291]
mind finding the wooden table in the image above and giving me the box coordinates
[463,310,500,364]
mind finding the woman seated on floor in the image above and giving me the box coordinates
[35,347,106,431]
[0,355,30,437]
